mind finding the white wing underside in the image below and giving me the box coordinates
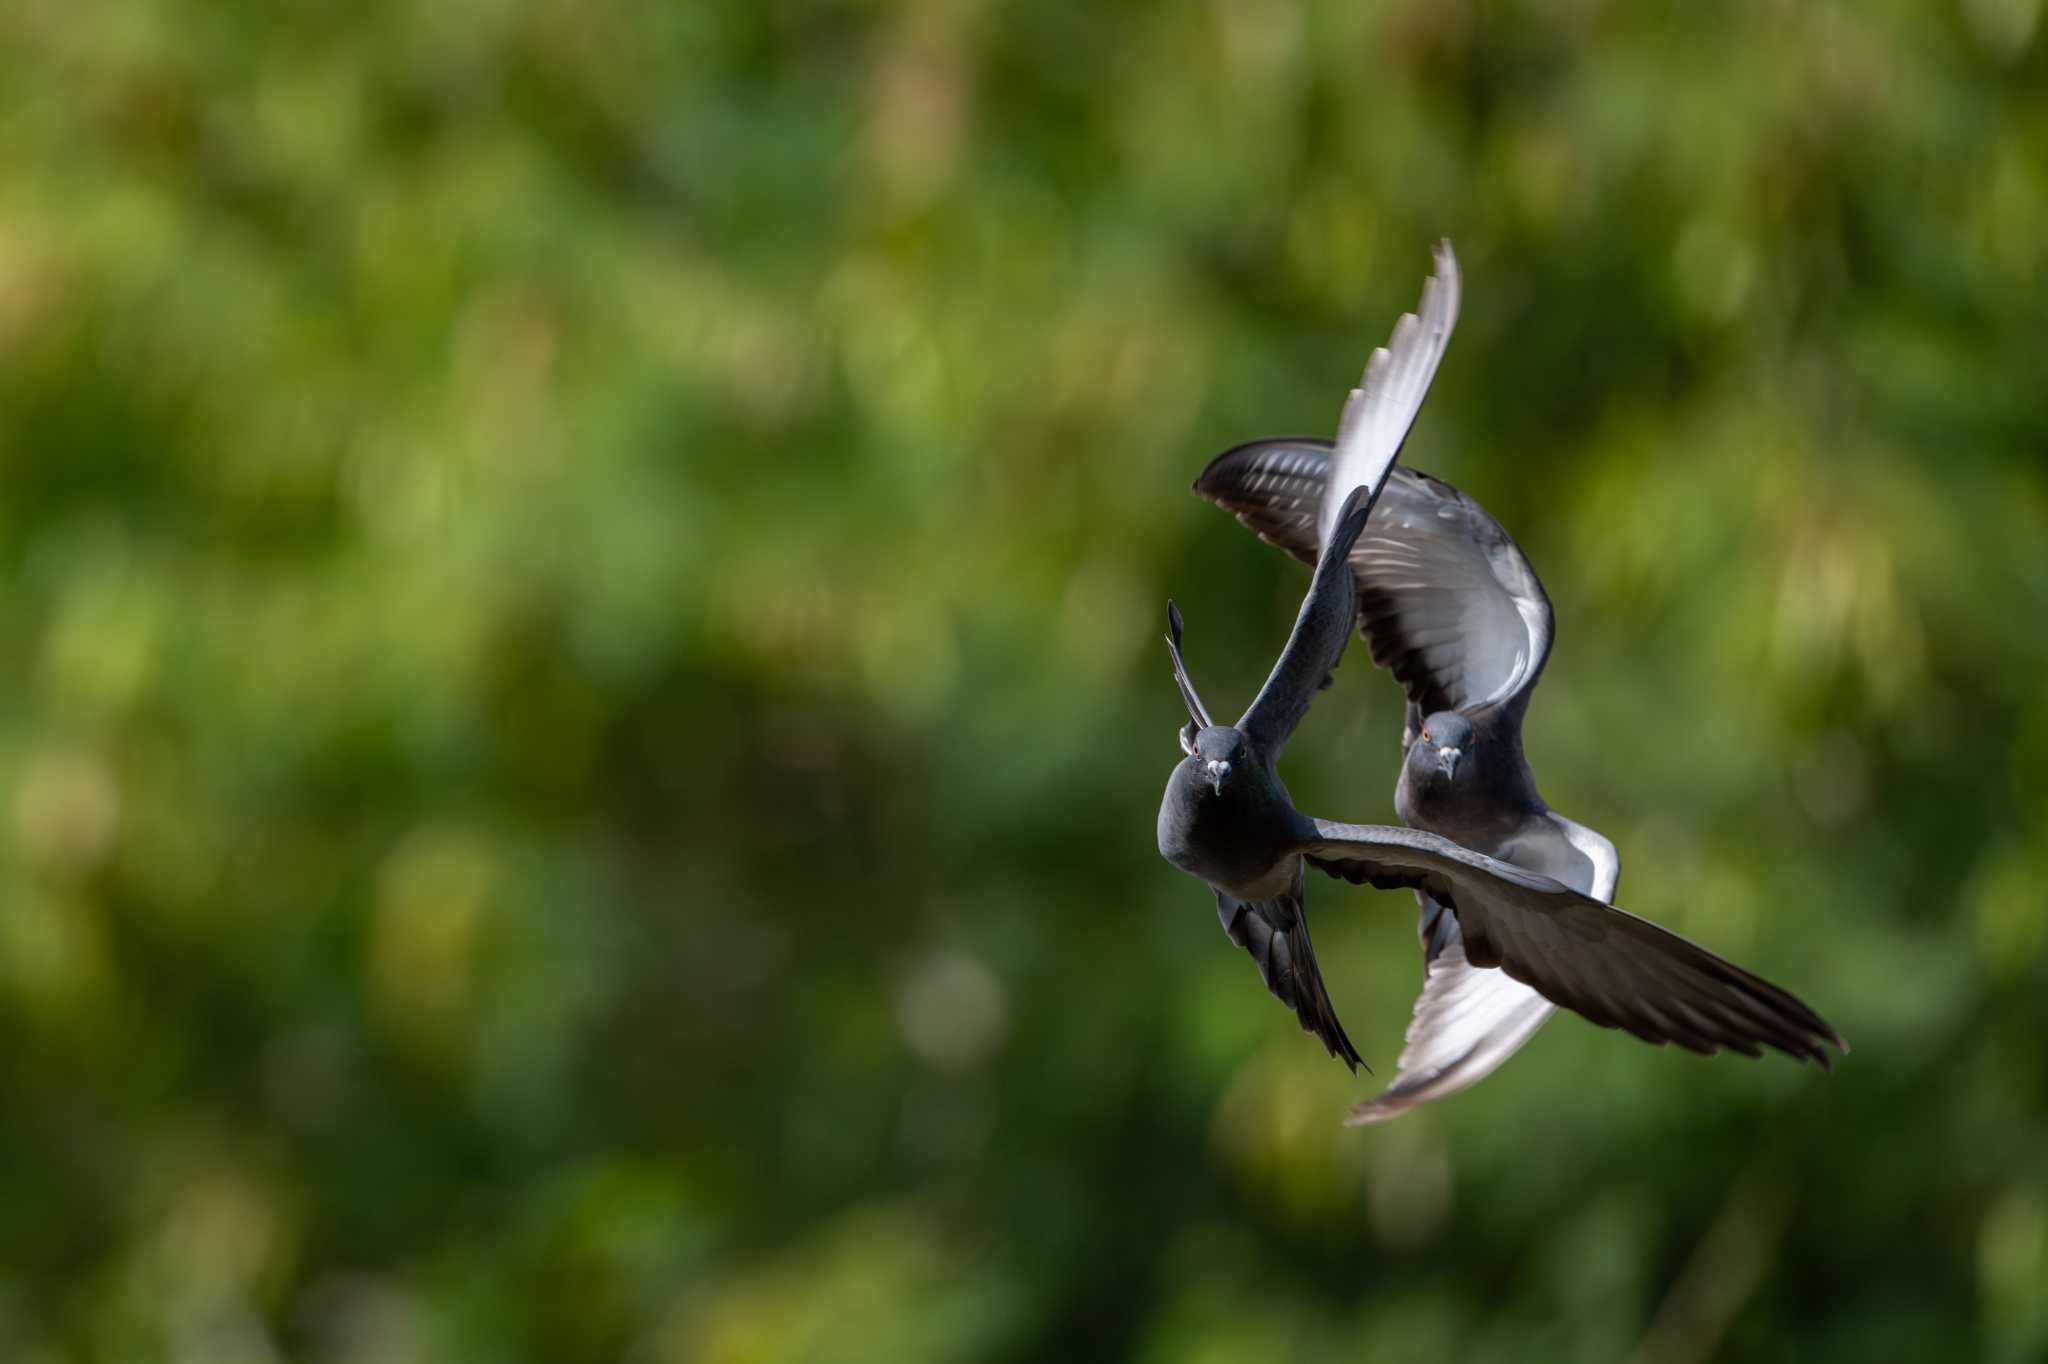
[1351,492,1544,713]
[1317,241,1462,549]
[1346,812,1619,1125]
[1193,443,1553,720]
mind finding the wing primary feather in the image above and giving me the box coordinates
[1217,893,1366,1073]
[1163,599,1213,729]
[1295,820,1845,1067]
[1317,241,1462,549]
[1194,435,1557,724]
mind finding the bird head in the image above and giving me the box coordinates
[1182,724,1246,795]
[1408,710,1473,786]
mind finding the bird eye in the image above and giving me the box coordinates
[1421,727,1433,744]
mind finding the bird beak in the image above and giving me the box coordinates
[1204,759,1231,795]
[1436,747,1462,780]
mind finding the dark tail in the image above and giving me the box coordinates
[1216,892,1366,1073]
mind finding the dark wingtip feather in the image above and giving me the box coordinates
[1282,920,1369,1074]
[1163,598,1214,729]
[1220,895,1368,1075]
[1191,436,1332,499]
[1331,482,1372,540]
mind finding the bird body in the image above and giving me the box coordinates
[1197,435,1631,1120]
[1166,241,1841,1123]
[1395,716,1611,904]
[1395,711,1540,844]
[1157,728,1301,903]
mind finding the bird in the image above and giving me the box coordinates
[1162,241,1844,1117]
[1194,240,1597,1122]
[1158,483,1382,1070]
[1154,496,1845,1097]
[1156,242,1466,1070]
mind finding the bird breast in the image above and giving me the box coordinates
[1396,750,1535,847]
[1158,764,1300,900]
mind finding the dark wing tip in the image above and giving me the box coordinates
[1802,1020,1848,1070]
[1163,598,1215,729]
[1190,443,1254,500]
[1746,981,1848,1069]
[1331,482,1372,540]
[1226,897,1369,1075]
[1323,1019,1369,1074]
[1189,451,1233,500]
[1191,436,1333,499]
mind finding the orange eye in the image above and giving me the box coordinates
[1421,728,1433,744]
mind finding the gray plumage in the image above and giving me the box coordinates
[1197,441,1600,1120]
[1154,513,1842,1088]
[1166,242,1844,1119]
[1320,240,1462,549]
[1158,484,1382,1069]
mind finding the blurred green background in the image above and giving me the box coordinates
[3,0,2046,1360]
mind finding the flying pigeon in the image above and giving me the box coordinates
[1163,241,1843,1116]
[1158,484,1378,1067]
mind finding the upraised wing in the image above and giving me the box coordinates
[1237,485,1372,758]
[1198,443,1553,723]
[1318,240,1461,549]
[1291,819,1844,1068]
[1163,600,1214,731]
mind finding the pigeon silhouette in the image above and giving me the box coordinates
[1163,242,1844,1109]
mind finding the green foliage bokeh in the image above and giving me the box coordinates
[2,0,2046,1360]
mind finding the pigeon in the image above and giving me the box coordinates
[1197,439,1602,1121]
[1158,483,1383,1069]
[1154,499,1845,1093]
[1155,242,1465,1069]
[1163,241,1844,1114]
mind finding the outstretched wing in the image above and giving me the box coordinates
[1196,443,1553,722]
[1216,887,1363,1072]
[1318,240,1462,548]
[1345,814,1617,1125]
[1292,819,1843,1067]
[1236,484,1374,758]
